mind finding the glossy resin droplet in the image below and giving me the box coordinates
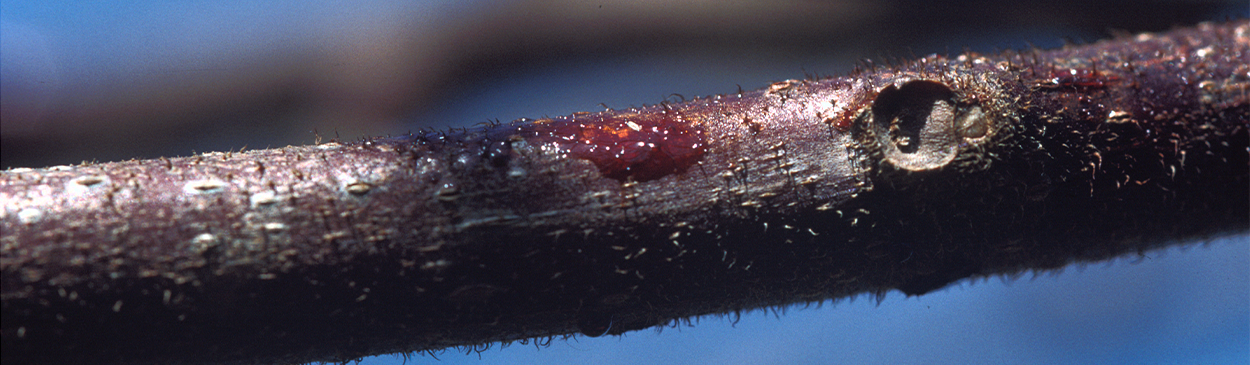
[525,109,707,182]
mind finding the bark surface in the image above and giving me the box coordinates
[2,20,1248,365]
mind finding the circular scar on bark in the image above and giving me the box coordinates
[867,80,990,171]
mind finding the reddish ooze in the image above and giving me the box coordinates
[524,110,706,182]
[1037,67,1121,90]
[832,116,854,133]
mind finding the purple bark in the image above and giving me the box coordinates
[2,20,1247,365]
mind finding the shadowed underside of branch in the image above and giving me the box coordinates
[2,20,1248,365]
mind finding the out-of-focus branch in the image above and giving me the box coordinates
[2,20,1248,365]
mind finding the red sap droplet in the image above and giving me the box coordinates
[1038,67,1120,90]
[833,117,854,132]
[525,110,706,182]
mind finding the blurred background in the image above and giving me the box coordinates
[2,1,1246,364]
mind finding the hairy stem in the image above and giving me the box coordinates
[3,20,1248,365]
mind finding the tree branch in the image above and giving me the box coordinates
[2,20,1247,365]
